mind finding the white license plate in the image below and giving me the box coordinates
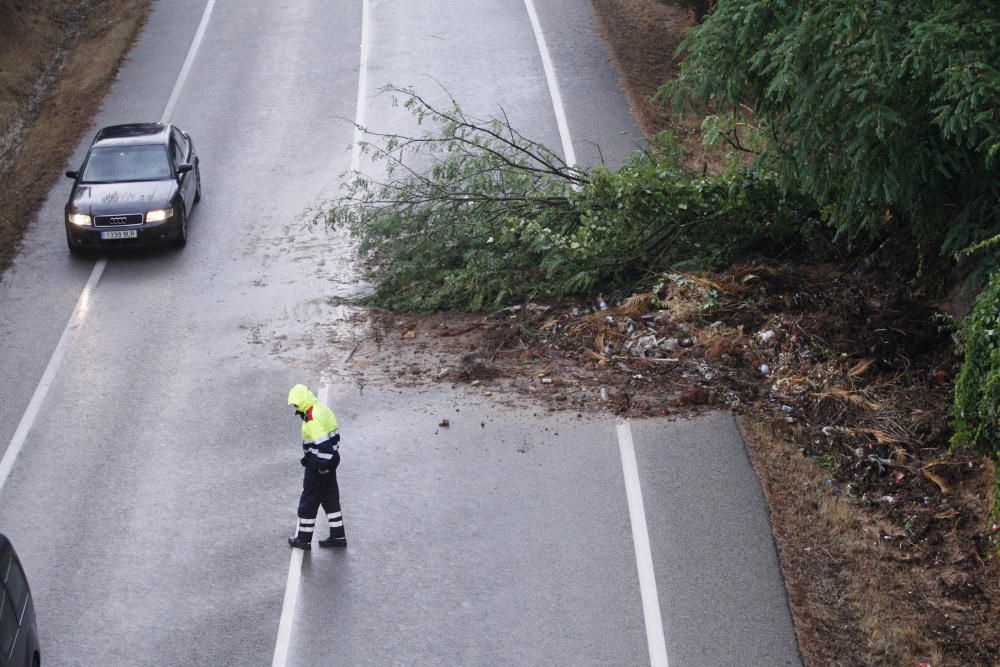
[100,230,138,240]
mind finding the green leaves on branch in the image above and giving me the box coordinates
[325,87,816,312]
[323,86,585,312]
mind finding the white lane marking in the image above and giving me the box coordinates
[272,385,329,667]
[161,0,217,124]
[0,260,107,493]
[272,3,370,654]
[616,419,669,667]
[272,548,303,667]
[0,0,217,495]
[523,0,577,166]
[349,0,371,174]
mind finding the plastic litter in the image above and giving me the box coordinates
[756,329,777,344]
[759,364,771,375]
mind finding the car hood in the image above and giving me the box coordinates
[68,180,176,215]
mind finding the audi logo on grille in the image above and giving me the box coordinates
[110,216,128,225]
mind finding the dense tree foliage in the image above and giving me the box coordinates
[662,0,1000,273]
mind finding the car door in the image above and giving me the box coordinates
[169,128,195,215]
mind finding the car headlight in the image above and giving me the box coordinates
[145,208,173,223]
[67,213,92,226]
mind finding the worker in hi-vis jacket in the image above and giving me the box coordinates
[287,384,347,549]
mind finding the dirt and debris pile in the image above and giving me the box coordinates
[346,262,998,665]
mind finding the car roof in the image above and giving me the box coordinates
[93,123,171,148]
[0,533,10,553]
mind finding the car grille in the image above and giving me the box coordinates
[94,214,143,227]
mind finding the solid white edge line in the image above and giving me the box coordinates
[616,419,669,667]
[0,259,107,493]
[523,0,577,166]
[271,385,328,667]
[349,0,371,174]
[160,0,217,124]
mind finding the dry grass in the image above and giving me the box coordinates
[587,0,731,173]
[741,417,999,665]
[0,0,152,274]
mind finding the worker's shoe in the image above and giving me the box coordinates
[287,535,312,550]
[318,536,347,548]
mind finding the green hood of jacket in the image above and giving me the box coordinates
[287,384,317,411]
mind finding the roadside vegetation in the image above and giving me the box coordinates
[329,1,1000,663]
[662,0,1000,545]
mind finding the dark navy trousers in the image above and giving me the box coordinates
[295,452,345,541]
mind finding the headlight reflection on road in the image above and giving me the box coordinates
[75,258,106,320]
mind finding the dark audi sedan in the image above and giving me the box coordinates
[64,123,201,254]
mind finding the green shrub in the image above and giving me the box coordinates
[526,134,817,295]
[951,269,1000,463]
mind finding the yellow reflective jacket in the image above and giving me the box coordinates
[288,384,340,472]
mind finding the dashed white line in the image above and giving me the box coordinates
[271,546,303,667]
[274,0,370,661]
[523,0,577,166]
[272,384,329,667]
[617,419,670,667]
[349,0,372,174]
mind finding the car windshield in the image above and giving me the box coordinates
[81,144,171,182]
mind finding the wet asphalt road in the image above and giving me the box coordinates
[0,1,800,665]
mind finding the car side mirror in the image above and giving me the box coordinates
[65,170,78,179]
[176,163,193,175]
